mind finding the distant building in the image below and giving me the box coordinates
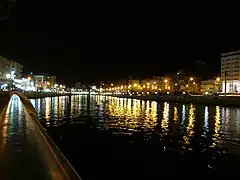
[28,73,56,90]
[75,82,86,90]
[0,56,23,79]
[201,79,221,94]
[128,79,140,85]
[221,50,240,93]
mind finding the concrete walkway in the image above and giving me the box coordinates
[0,94,81,180]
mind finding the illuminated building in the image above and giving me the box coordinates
[0,56,23,79]
[201,78,221,94]
[28,73,56,90]
[221,50,240,93]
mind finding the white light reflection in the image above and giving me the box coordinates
[204,106,209,132]
[181,105,186,126]
[30,99,35,108]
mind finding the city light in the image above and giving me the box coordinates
[6,74,10,79]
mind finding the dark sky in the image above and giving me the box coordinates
[1,1,240,85]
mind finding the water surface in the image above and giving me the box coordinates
[30,95,240,179]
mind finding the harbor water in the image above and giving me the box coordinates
[30,95,240,180]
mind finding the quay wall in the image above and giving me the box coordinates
[109,94,240,106]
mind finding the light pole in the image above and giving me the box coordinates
[192,81,195,94]
[215,77,220,93]
[189,77,193,94]
[6,70,15,90]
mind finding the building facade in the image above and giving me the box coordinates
[201,79,221,94]
[28,73,56,90]
[0,56,23,79]
[221,50,240,93]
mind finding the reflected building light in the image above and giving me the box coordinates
[0,101,11,152]
[127,99,132,116]
[132,99,137,116]
[18,97,23,128]
[30,99,35,108]
[70,97,75,117]
[181,105,186,125]
[211,106,221,147]
[60,96,66,116]
[37,99,41,111]
[51,97,56,114]
[161,102,169,130]
[145,101,150,115]
[132,99,140,119]
[224,108,230,133]
[98,95,103,113]
[120,98,124,108]
[45,97,51,121]
[204,106,209,132]
[144,101,150,126]
[174,106,179,121]
[10,97,15,125]
[141,100,145,110]
[150,101,157,128]
[184,104,195,145]
[237,109,240,136]
[78,96,82,111]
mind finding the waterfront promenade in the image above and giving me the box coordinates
[0,92,81,180]
[111,94,240,106]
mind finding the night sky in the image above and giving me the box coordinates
[1,1,240,85]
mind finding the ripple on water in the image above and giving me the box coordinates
[32,95,240,179]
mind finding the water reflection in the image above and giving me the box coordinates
[183,104,195,145]
[161,102,169,131]
[212,106,221,147]
[0,95,25,152]
[174,106,178,121]
[204,106,209,133]
[29,95,240,152]
[45,97,51,121]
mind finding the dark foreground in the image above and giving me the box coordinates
[30,95,240,180]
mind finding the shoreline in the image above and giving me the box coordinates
[25,92,70,99]
[0,91,71,99]
[110,94,240,106]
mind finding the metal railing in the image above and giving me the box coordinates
[6,91,82,180]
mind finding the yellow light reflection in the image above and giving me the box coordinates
[45,97,51,121]
[106,97,158,134]
[174,106,179,121]
[161,102,169,130]
[144,101,151,128]
[149,101,157,128]
[183,104,195,145]
[211,106,221,147]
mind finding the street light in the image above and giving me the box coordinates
[6,74,10,79]
[6,70,15,90]
[215,77,220,93]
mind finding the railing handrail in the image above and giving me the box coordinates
[10,91,82,180]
